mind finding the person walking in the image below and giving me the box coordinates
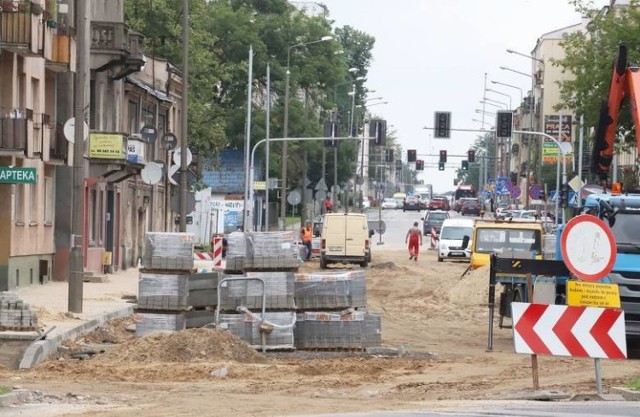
[405,221,423,261]
[300,221,313,261]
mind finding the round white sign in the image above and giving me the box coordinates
[172,148,193,166]
[560,215,616,282]
[63,118,90,143]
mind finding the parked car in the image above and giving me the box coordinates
[403,195,422,212]
[381,198,397,210]
[429,196,450,211]
[455,197,476,212]
[320,213,373,269]
[437,218,475,262]
[422,210,450,235]
[394,198,404,209]
[461,199,482,216]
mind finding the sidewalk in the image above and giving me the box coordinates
[2,267,139,369]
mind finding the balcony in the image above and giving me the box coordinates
[91,21,145,79]
[50,121,68,162]
[0,108,29,151]
[0,1,43,56]
[45,25,77,72]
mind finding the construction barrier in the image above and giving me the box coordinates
[430,226,437,250]
[212,236,223,267]
[194,252,213,260]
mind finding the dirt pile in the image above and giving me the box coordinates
[435,264,492,306]
[100,328,267,364]
[80,317,136,344]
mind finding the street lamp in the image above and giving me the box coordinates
[480,99,506,109]
[281,35,333,230]
[507,48,544,65]
[491,81,523,107]
[499,65,535,209]
[475,109,495,116]
[485,88,512,109]
[472,118,491,127]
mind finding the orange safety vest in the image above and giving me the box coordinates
[301,227,312,242]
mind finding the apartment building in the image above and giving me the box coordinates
[1,0,183,290]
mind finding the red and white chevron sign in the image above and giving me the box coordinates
[512,302,627,359]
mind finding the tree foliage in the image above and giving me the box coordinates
[124,0,376,190]
[555,0,640,148]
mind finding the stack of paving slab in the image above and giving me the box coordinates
[218,271,296,349]
[293,270,381,350]
[136,232,194,337]
[184,271,220,329]
[225,231,299,272]
[0,292,38,331]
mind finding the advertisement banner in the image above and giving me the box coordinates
[89,134,126,159]
[543,115,573,164]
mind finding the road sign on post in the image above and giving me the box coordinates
[560,215,616,282]
[512,302,626,359]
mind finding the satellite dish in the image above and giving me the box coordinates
[168,164,180,185]
[287,189,302,206]
[172,148,193,166]
[141,163,163,185]
[140,124,158,143]
[63,118,89,143]
[161,133,178,150]
[154,159,167,175]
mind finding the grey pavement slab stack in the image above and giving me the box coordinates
[294,311,382,349]
[218,311,296,349]
[136,232,196,337]
[141,232,195,272]
[294,270,367,310]
[225,231,299,272]
[0,292,38,330]
[218,271,295,311]
[185,271,220,329]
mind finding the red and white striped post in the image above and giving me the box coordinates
[212,236,223,268]
[430,226,437,250]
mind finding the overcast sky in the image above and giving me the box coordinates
[318,0,610,194]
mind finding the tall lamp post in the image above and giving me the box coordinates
[485,88,512,109]
[281,35,332,230]
[500,65,535,209]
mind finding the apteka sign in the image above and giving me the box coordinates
[0,166,37,184]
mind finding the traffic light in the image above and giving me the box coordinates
[439,150,447,163]
[369,119,387,146]
[434,111,451,138]
[461,160,469,171]
[416,159,424,170]
[438,161,445,171]
[468,149,475,163]
[560,183,569,208]
[323,121,338,147]
[407,149,417,162]
[496,111,513,138]
[385,148,394,163]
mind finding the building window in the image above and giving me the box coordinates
[128,100,139,135]
[44,176,54,225]
[14,184,25,224]
[29,183,38,224]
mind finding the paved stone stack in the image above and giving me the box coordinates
[218,311,296,349]
[142,232,195,272]
[294,270,367,310]
[225,232,299,272]
[185,272,220,329]
[218,272,295,311]
[0,292,38,331]
[292,270,381,349]
[294,311,381,349]
[136,232,195,337]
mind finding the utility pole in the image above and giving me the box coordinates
[69,0,89,313]
[179,0,189,232]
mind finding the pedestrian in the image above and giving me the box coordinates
[323,196,333,213]
[300,221,313,261]
[405,221,423,261]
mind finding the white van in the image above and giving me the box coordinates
[320,213,373,269]
[437,218,475,262]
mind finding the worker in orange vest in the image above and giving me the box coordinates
[300,221,313,261]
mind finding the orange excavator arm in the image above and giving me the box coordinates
[594,44,640,181]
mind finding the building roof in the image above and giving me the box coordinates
[125,76,172,102]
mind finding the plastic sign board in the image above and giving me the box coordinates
[0,166,36,184]
[512,302,626,359]
[567,281,621,308]
[560,215,617,282]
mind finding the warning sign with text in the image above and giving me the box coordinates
[567,281,621,308]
